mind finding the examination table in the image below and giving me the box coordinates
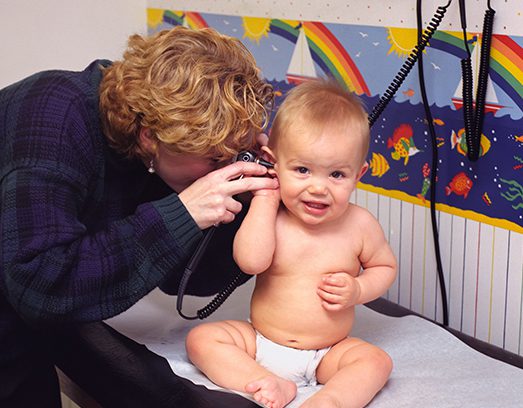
[56,280,523,407]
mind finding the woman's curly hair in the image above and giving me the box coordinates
[99,26,273,161]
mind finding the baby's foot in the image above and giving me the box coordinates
[245,375,297,408]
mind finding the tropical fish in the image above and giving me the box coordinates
[422,118,445,126]
[402,88,415,97]
[421,162,431,179]
[445,172,473,199]
[387,124,421,165]
[450,128,491,157]
[369,152,390,177]
[417,177,431,202]
[515,135,523,143]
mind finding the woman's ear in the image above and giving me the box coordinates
[138,127,157,157]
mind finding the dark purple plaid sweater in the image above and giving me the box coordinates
[0,60,245,360]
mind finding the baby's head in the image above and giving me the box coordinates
[264,79,370,225]
[267,79,369,168]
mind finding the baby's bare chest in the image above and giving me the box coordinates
[272,230,361,277]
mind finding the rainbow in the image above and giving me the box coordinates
[269,19,370,96]
[429,30,523,111]
[429,30,469,59]
[490,35,523,111]
[161,10,208,29]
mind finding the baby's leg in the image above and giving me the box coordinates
[301,338,392,408]
[186,320,296,408]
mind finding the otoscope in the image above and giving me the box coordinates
[176,151,273,320]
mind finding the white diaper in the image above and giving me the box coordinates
[255,331,331,387]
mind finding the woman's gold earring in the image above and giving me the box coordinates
[148,159,155,174]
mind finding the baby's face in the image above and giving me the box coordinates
[273,125,367,226]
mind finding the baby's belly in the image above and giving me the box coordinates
[250,278,354,350]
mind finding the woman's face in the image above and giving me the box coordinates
[153,142,222,192]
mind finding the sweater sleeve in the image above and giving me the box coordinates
[0,165,202,325]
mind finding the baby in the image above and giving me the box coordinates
[186,79,397,408]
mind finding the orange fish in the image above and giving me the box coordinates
[402,88,415,97]
[387,124,420,165]
[516,135,523,143]
[445,172,473,199]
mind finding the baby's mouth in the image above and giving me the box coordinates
[303,201,328,212]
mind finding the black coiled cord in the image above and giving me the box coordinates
[460,1,495,162]
[176,226,242,320]
[473,6,496,160]
[368,0,452,128]
[461,57,477,159]
[195,272,244,319]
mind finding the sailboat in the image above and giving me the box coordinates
[182,13,189,28]
[286,24,317,85]
[451,36,503,113]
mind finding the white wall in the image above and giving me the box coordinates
[0,0,147,89]
[148,0,523,35]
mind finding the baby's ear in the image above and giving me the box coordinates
[357,161,369,181]
[260,146,276,163]
[260,146,277,176]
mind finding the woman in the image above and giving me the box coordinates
[0,26,277,407]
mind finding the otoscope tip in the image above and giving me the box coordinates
[256,158,274,168]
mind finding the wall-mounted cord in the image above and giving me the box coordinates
[472,3,496,158]
[459,0,496,162]
[459,0,477,161]
[367,0,452,325]
[368,0,452,128]
[416,0,449,326]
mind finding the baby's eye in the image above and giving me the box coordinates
[296,167,309,174]
[331,171,345,179]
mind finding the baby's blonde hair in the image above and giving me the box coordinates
[99,26,273,160]
[270,79,369,166]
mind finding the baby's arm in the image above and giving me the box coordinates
[233,193,280,275]
[317,209,396,310]
[354,210,397,304]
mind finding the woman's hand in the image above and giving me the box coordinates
[178,161,279,229]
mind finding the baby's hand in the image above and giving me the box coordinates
[317,272,361,311]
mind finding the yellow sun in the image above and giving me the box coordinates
[147,8,165,30]
[386,27,420,58]
[242,17,271,44]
